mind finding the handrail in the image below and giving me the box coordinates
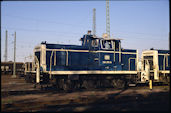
[128,58,136,71]
[113,41,115,62]
[34,55,40,83]
[34,55,39,65]
[119,41,121,63]
[50,51,54,79]
[163,55,166,76]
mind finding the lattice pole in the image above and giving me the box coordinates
[93,8,96,36]
[4,30,8,62]
[106,0,110,38]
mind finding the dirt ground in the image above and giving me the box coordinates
[1,74,170,112]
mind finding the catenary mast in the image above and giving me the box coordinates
[106,0,110,38]
[93,8,96,36]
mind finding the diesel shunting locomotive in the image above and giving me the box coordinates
[24,31,170,90]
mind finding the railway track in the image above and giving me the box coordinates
[1,75,169,112]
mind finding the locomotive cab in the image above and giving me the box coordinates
[79,32,127,71]
[80,34,99,49]
[100,39,121,51]
[80,32,121,51]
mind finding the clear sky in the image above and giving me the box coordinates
[1,0,169,62]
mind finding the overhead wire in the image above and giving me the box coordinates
[1,26,168,42]
[1,26,83,36]
[2,13,169,62]
[2,14,168,38]
[2,14,90,28]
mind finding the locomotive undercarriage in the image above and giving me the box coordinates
[148,72,170,85]
[26,73,138,90]
[158,73,170,85]
[24,72,36,83]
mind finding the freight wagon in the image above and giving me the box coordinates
[1,62,24,75]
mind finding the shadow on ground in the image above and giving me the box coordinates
[39,89,170,112]
[2,87,170,112]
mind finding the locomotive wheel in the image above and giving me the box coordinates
[63,80,72,91]
[57,79,65,90]
[82,80,95,89]
[31,76,35,83]
[50,78,59,89]
[25,74,32,83]
[96,80,101,88]
[71,80,80,89]
[112,79,125,89]
[63,83,69,91]
[102,80,111,88]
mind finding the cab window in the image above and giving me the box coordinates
[115,41,119,51]
[101,40,113,49]
[92,39,99,47]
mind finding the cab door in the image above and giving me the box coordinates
[129,59,135,70]
[88,39,99,69]
[99,40,114,70]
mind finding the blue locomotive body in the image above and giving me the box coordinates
[34,34,138,74]
[158,50,170,71]
[25,32,169,89]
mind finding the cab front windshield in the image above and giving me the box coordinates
[101,40,113,49]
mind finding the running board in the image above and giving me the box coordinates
[128,84,136,87]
